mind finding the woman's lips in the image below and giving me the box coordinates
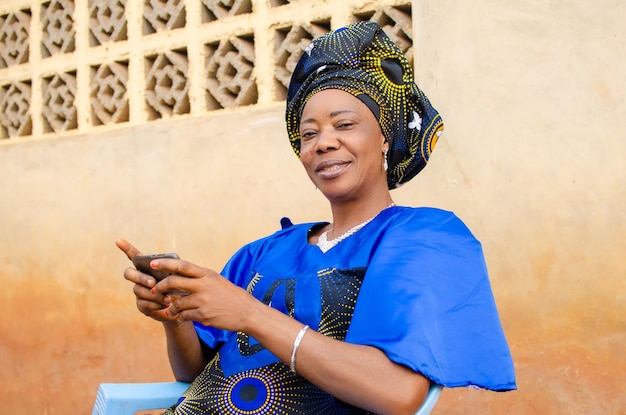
[315,160,350,179]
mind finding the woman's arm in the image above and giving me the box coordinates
[116,239,213,382]
[244,301,430,415]
[155,258,430,415]
[162,320,213,382]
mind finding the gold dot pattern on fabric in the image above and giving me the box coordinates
[165,266,372,414]
[316,267,366,341]
[167,357,372,414]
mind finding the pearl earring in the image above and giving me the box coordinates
[383,149,389,171]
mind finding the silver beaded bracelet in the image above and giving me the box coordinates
[290,325,309,373]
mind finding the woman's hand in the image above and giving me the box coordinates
[147,255,254,332]
[116,238,212,381]
[116,238,172,322]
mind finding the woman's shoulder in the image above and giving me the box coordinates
[389,205,467,226]
[223,219,315,271]
[383,206,480,242]
[238,218,319,251]
[393,205,457,219]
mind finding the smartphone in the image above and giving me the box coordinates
[132,253,180,281]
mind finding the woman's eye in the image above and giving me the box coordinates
[300,131,316,140]
[337,122,353,129]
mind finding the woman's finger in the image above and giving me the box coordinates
[149,258,210,279]
[153,274,199,297]
[137,298,166,315]
[116,238,143,260]
[166,299,200,324]
[133,281,167,302]
[165,293,194,316]
[148,308,173,322]
[124,266,157,288]
[173,309,194,324]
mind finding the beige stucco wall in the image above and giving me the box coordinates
[1,0,624,414]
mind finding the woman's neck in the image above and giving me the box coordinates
[326,193,395,239]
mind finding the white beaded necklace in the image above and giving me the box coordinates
[316,203,395,253]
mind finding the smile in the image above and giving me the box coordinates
[315,160,350,179]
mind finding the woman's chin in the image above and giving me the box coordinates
[317,183,357,203]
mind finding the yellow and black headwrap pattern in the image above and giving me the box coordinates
[286,21,444,189]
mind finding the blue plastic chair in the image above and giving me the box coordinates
[92,381,442,415]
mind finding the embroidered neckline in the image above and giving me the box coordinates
[316,203,395,253]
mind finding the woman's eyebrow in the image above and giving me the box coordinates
[330,109,357,117]
[300,109,357,125]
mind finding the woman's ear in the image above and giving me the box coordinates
[383,141,390,172]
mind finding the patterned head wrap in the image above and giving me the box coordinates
[286,21,444,189]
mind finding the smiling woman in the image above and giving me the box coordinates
[298,89,390,207]
[116,21,516,415]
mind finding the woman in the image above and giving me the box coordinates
[118,22,516,414]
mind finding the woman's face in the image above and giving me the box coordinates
[299,89,388,202]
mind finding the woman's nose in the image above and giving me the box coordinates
[315,128,341,153]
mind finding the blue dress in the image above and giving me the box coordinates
[168,206,516,414]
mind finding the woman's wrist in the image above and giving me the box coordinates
[290,325,309,373]
[237,294,268,334]
[163,318,193,331]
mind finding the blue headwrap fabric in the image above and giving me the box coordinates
[286,21,444,189]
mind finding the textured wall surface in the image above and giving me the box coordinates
[1,0,624,414]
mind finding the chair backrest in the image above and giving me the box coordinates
[92,382,189,415]
[415,383,443,415]
[93,381,443,415]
